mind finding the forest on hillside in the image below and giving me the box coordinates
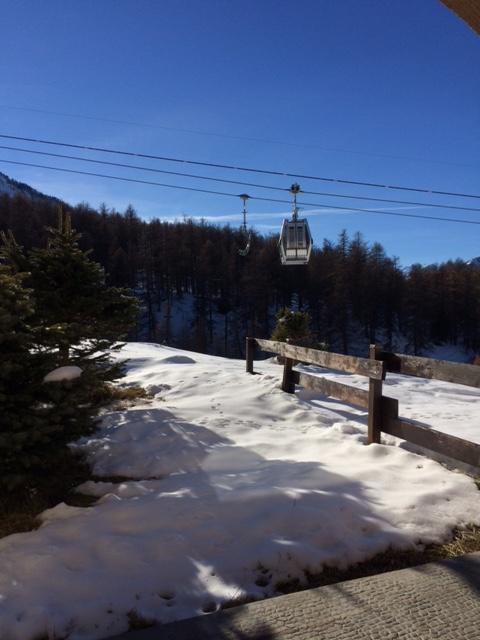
[1,192,479,358]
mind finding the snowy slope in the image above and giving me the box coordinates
[0,343,479,640]
[0,171,58,201]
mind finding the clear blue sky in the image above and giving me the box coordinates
[0,0,479,265]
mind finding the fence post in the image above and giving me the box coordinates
[367,343,383,444]
[246,337,255,374]
[281,357,295,393]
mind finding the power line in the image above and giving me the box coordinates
[1,133,480,201]
[2,144,480,214]
[0,104,473,169]
[1,157,479,227]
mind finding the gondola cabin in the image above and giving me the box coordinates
[278,183,312,265]
[279,218,312,265]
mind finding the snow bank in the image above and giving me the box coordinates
[1,342,479,640]
[43,366,82,383]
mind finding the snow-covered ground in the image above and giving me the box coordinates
[1,343,480,640]
[297,363,480,446]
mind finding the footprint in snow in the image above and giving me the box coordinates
[255,574,270,587]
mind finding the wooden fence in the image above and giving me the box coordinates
[245,337,480,468]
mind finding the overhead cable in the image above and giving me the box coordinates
[1,133,479,200]
[2,144,480,214]
[1,157,480,227]
[0,104,472,168]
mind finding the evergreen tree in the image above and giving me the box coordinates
[271,308,317,347]
[0,212,139,492]
[0,265,46,488]
[0,266,95,491]
[3,210,139,374]
[404,264,432,354]
[2,192,480,358]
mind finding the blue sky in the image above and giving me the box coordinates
[0,0,479,265]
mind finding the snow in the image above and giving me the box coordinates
[1,342,479,640]
[43,366,83,383]
[296,363,480,445]
[0,173,18,198]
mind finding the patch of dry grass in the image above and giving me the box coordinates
[127,609,156,630]
[440,524,480,557]
[0,455,93,539]
[0,506,41,539]
[105,384,152,407]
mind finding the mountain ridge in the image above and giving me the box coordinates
[0,171,61,203]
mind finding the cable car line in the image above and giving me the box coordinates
[1,157,480,227]
[1,133,480,201]
[1,144,480,215]
[0,158,238,197]
[1,104,473,169]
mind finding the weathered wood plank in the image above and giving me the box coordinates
[246,337,255,374]
[254,338,385,380]
[294,371,369,408]
[381,351,480,389]
[368,344,383,444]
[382,398,480,467]
[282,358,295,393]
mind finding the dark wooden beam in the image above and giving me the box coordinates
[282,358,295,393]
[246,337,255,374]
[368,344,383,444]
[384,418,480,468]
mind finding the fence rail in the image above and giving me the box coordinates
[246,337,480,468]
[253,338,385,379]
[293,370,370,408]
[379,350,480,388]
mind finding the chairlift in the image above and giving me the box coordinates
[278,183,312,265]
[238,193,251,257]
